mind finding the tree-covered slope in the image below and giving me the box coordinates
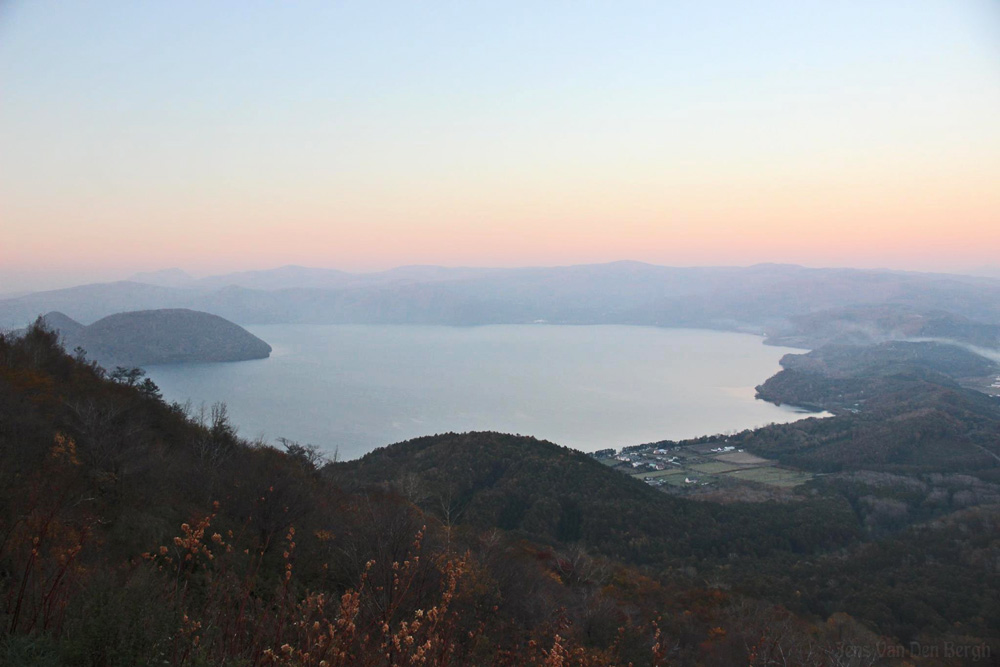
[749,342,1000,475]
[340,432,861,565]
[3,322,999,664]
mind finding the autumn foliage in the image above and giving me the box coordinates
[3,321,986,666]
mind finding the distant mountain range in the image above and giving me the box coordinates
[125,264,507,290]
[3,262,1000,349]
[37,308,272,367]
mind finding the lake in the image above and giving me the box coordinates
[146,324,820,460]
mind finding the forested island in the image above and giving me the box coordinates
[2,320,998,665]
[36,308,272,367]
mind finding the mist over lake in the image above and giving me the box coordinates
[145,325,819,460]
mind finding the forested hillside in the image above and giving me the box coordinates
[751,342,1000,475]
[2,323,998,665]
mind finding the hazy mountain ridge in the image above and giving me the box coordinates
[5,264,1000,349]
[128,268,197,287]
[129,264,513,292]
[0,281,193,328]
[766,304,1000,349]
[39,308,272,366]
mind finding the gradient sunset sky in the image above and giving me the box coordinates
[2,1,999,291]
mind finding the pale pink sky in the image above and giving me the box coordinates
[2,1,999,292]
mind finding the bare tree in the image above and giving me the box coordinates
[278,437,327,470]
[191,401,239,465]
[66,396,149,494]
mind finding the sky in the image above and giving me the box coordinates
[2,1,999,292]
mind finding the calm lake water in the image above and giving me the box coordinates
[147,325,819,460]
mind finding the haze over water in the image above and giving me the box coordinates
[147,324,820,460]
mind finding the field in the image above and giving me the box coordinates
[688,461,745,474]
[714,451,770,465]
[611,443,813,492]
[636,468,686,480]
[723,467,814,488]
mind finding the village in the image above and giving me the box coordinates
[591,438,814,496]
[971,372,1000,397]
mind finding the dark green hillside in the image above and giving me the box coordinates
[756,341,998,412]
[339,432,1000,646]
[742,386,1000,475]
[730,504,1000,643]
[777,341,999,380]
[749,342,1000,475]
[341,432,861,565]
[747,385,1000,475]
